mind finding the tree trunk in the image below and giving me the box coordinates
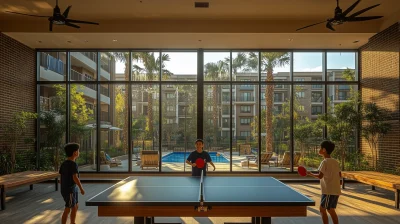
[212,85,218,145]
[265,70,274,153]
[123,64,129,155]
[148,91,154,140]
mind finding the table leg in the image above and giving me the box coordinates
[134,217,145,224]
[342,178,345,189]
[251,217,271,224]
[395,189,399,209]
[372,185,376,190]
[30,184,33,190]
[261,217,271,224]
[1,187,5,210]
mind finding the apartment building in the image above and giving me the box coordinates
[38,52,116,149]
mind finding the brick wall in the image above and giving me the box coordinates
[359,22,400,172]
[0,32,36,170]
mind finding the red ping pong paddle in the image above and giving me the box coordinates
[298,166,308,177]
[195,158,205,169]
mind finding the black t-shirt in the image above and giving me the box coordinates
[59,160,79,195]
[186,150,212,176]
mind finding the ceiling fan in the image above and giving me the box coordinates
[5,0,99,31]
[296,0,383,31]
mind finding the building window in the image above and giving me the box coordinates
[311,92,323,102]
[167,105,175,112]
[167,119,174,124]
[240,106,251,113]
[312,106,323,115]
[240,131,251,137]
[166,93,174,99]
[274,93,284,102]
[240,118,251,125]
[207,106,213,112]
[296,91,305,98]
[298,105,305,112]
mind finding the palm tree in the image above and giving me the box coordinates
[109,52,140,154]
[204,61,229,145]
[249,52,290,153]
[137,52,172,140]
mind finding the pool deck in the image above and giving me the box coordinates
[79,152,297,172]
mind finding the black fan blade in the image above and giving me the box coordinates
[349,4,381,18]
[346,16,383,22]
[63,6,72,18]
[65,22,80,29]
[296,20,327,31]
[326,22,335,31]
[5,11,49,17]
[66,19,99,25]
[342,0,361,16]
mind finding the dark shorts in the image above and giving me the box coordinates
[320,194,339,210]
[62,192,78,208]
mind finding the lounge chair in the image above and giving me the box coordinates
[278,151,301,168]
[100,151,122,167]
[241,152,273,168]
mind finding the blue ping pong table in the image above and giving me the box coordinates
[86,173,314,224]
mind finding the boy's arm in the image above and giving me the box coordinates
[73,174,85,195]
[307,170,324,179]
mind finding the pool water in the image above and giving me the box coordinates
[162,152,229,163]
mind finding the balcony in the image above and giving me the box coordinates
[238,85,254,90]
[71,52,111,80]
[71,69,96,90]
[312,84,323,89]
[39,52,65,81]
[70,69,110,104]
[39,96,62,111]
[222,122,236,128]
[311,96,323,103]
[236,96,254,102]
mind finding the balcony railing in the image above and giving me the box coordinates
[40,52,65,76]
[311,96,323,102]
[100,59,111,73]
[237,96,254,102]
[81,52,97,62]
[70,69,96,90]
[312,84,323,89]
[100,86,109,97]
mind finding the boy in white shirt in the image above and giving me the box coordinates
[307,140,342,224]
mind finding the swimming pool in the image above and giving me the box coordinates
[162,152,229,163]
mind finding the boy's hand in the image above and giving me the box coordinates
[80,189,85,195]
[191,163,197,167]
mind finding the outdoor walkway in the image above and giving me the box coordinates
[0,182,399,223]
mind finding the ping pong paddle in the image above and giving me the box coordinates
[298,165,308,177]
[195,158,205,169]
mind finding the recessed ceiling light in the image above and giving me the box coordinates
[112,39,118,42]
[288,38,293,42]
[353,40,359,43]
[198,40,202,42]
[38,41,42,43]
[67,40,71,43]
[84,40,89,43]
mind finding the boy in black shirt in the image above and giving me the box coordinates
[59,143,85,224]
[186,139,216,176]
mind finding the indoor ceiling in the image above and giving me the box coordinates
[1,0,399,49]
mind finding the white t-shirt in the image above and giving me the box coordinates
[318,158,341,195]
